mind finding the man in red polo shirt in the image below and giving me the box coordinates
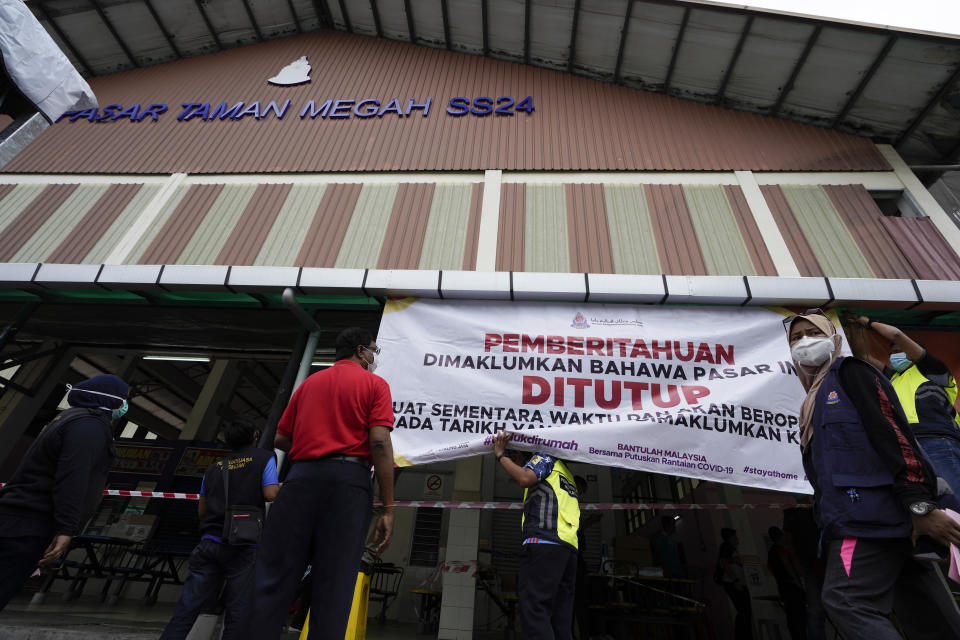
[247,327,395,640]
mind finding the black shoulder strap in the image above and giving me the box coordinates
[221,455,231,539]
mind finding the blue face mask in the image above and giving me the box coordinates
[889,352,912,373]
[112,400,129,421]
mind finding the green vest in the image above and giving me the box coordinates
[521,457,580,549]
[891,364,960,430]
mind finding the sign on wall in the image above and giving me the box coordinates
[376,299,844,494]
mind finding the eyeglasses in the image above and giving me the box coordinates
[361,345,382,356]
[781,308,827,332]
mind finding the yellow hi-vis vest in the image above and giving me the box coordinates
[521,457,580,549]
[891,364,960,430]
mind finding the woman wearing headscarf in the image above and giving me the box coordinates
[786,312,960,640]
[0,374,128,611]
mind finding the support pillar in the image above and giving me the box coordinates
[438,456,482,640]
[179,360,241,441]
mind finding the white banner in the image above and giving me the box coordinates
[376,299,844,493]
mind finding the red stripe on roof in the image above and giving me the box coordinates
[295,184,363,267]
[879,216,960,280]
[0,184,78,261]
[645,185,707,276]
[378,183,435,269]
[761,185,824,277]
[496,184,526,272]
[566,184,614,274]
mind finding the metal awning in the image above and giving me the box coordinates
[22,0,960,173]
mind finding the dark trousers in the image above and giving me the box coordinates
[245,459,372,640]
[0,535,48,612]
[722,584,753,640]
[518,543,578,640]
[822,537,960,640]
[778,583,807,640]
[160,540,256,640]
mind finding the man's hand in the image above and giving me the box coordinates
[39,535,72,568]
[493,431,513,457]
[912,509,960,547]
[373,509,394,555]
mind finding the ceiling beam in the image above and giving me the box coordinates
[89,0,139,68]
[240,0,263,41]
[403,0,416,43]
[192,0,223,50]
[567,0,583,74]
[370,0,383,38]
[832,35,896,128]
[664,7,691,93]
[613,0,635,84]
[30,2,94,77]
[440,0,451,50]
[896,62,960,149]
[769,24,820,117]
[310,0,332,29]
[481,0,490,57]
[285,0,302,34]
[337,0,353,33]
[141,0,182,58]
[125,405,180,440]
[715,14,753,104]
[523,0,531,64]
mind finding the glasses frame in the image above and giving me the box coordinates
[361,345,382,356]
[781,308,827,333]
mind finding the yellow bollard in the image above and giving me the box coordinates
[298,568,371,640]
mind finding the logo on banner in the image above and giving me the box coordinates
[268,56,312,86]
[826,390,839,405]
[571,313,590,329]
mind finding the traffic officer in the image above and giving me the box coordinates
[0,374,128,611]
[246,327,395,640]
[846,313,960,493]
[493,431,580,640]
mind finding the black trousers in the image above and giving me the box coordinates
[722,584,753,640]
[0,534,48,612]
[160,540,257,640]
[822,537,960,640]
[518,543,578,640]
[778,582,807,640]
[244,459,372,640]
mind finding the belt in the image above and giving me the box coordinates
[316,454,368,467]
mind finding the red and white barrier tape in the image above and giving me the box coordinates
[1,484,804,509]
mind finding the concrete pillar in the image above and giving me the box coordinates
[179,360,241,441]
[438,456,483,640]
[0,344,73,472]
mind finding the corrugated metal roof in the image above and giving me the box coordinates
[47,183,144,264]
[419,184,478,270]
[5,31,888,174]
[217,184,294,265]
[461,184,484,271]
[0,185,45,240]
[603,184,661,275]
[496,183,526,272]
[10,185,110,263]
[137,184,224,264]
[0,184,78,262]
[646,185,707,276]
[761,185,824,277]
[682,185,757,276]
[335,184,398,268]
[566,184,614,274]
[525,184,570,273]
[177,185,257,265]
[295,184,362,268]
[777,185,874,278]
[724,185,777,277]
[880,217,960,280]
[255,184,327,266]
[379,184,434,270]
[124,184,190,264]
[824,185,917,279]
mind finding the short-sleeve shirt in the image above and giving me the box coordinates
[885,349,959,439]
[277,359,394,462]
[524,453,557,480]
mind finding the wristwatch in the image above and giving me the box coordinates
[909,501,937,516]
[496,453,505,462]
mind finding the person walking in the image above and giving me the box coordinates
[160,417,278,639]
[767,526,807,640]
[0,374,128,611]
[846,313,960,493]
[494,431,580,640]
[785,310,960,640]
[245,327,396,640]
[715,527,753,640]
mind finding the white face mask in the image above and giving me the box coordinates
[790,336,834,367]
[361,347,378,374]
[65,384,128,414]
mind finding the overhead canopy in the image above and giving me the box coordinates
[22,0,960,171]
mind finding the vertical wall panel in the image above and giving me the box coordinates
[824,185,917,279]
[880,217,960,280]
[761,185,824,277]
[379,183,435,270]
[296,183,363,267]
[137,185,224,264]
[779,185,874,278]
[496,184,526,272]
[525,184,570,273]
[10,185,111,263]
[461,183,484,271]
[603,185,660,275]
[47,184,144,264]
[724,185,777,277]
[0,184,78,262]
[176,185,258,264]
[336,184,399,268]
[566,184,614,274]
[256,184,328,266]
[645,185,707,276]
[419,184,475,270]
[682,185,756,276]
[216,184,293,265]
